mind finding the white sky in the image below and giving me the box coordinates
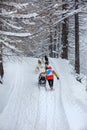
[0,57,87,130]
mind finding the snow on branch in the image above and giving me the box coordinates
[2,2,28,9]
[54,8,82,26]
[1,11,38,19]
[0,31,31,37]
[0,39,17,50]
[1,9,17,15]
[0,39,23,55]
[1,19,22,30]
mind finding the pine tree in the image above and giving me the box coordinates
[0,0,4,82]
[75,0,80,74]
[61,0,69,59]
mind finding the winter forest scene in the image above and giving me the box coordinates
[0,0,87,130]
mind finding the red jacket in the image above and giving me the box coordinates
[46,68,58,80]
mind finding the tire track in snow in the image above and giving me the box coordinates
[13,61,41,130]
[49,58,70,130]
[55,59,87,130]
[0,62,25,130]
[0,62,20,113]
[15,60,48,130]
[34,89,47,130]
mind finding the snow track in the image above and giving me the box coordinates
[0,57,87,130]
[53,58,87,130]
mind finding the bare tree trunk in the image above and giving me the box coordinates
[49,28,53,57]
[0,0,4,83]
[61,0,69,59]
[53,28,57,58]
[75,0,80,74]
[48,0,54,57]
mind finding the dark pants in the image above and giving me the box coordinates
[48,80,54,88]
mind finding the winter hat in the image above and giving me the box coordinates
[46,66,52,70]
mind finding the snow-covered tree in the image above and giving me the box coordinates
[1,0,87,80]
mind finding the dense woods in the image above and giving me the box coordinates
[0,0,87,80]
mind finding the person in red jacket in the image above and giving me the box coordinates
[45,66,59,90]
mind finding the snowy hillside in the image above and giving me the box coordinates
[0,57,87,130]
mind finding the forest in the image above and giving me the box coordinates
[0,0,87,83]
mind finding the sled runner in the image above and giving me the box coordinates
[38,72,47,90]
[0,80,2,84]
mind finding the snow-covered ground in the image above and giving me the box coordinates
[0,57,87,130]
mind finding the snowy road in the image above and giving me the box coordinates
[0,58,87,130]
